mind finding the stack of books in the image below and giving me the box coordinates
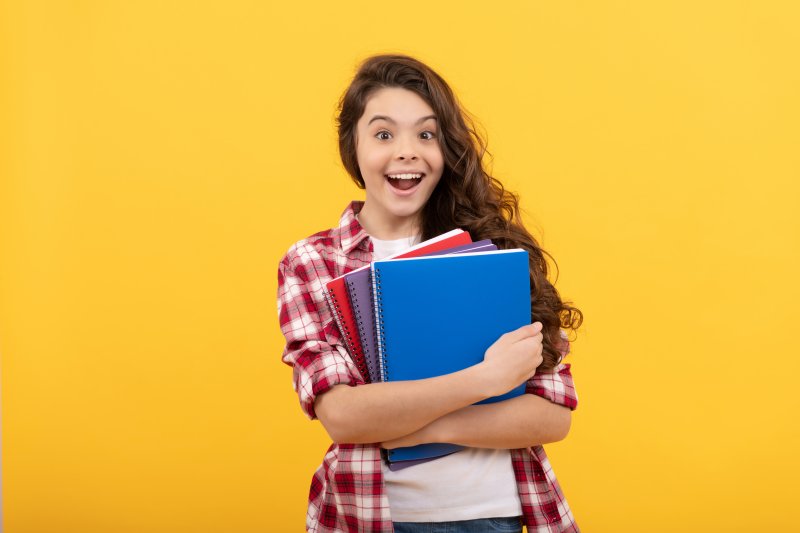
[324,230,531,469]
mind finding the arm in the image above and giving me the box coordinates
[382,348,580,449]
[315,323,547,444]
[316,365,489,444]
[279,249,547,444]
[380,394,571,450]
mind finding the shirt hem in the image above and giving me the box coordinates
[389,504,524,523]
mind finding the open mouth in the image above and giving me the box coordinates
[385,172,424,191]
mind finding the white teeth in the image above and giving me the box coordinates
[386,173,423,180]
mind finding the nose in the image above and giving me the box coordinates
[395,135,418,161]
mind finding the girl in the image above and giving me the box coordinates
[278,54,583,533]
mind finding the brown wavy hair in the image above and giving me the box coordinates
[336,54,582,370]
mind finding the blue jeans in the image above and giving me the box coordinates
[392,516,523,533]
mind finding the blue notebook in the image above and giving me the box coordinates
[371,249,531,463]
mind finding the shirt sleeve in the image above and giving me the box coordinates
[277,250,363,420]
[524,329,579,410]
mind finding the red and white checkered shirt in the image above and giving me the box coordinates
[278,201,580,532]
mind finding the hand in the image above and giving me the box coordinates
[479,322,544,398]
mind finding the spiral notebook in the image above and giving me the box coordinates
[348,240,498,471]
[324,229,471,382]
[323,282,369,382]
[371,249,531,463]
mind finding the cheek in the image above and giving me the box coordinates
[427,173,443,193]
[357,149,389,191]
[426,145,445,172]
[358,143,388,171]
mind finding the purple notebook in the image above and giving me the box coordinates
[345,268,381,383]
[345,240,496,385]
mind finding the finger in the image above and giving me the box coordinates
[516,336,543,356]
[516,335,544,353]
[501,322,542,344]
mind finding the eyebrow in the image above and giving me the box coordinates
[367,114,438,126]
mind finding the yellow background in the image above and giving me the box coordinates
[2,1,798,531]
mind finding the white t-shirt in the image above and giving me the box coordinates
[370,233,523,522]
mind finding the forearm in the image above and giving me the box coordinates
[383,394,572,450]
[314,363,492,444]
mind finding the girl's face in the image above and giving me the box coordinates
[355,87,444,237]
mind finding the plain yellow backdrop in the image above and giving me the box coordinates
[2,1,799,531]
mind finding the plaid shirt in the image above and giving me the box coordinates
[278,201,580,532]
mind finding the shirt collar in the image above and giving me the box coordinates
[336,201,371,255]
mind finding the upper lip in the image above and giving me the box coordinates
[385,170,426,176]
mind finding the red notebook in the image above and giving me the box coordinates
[324,229,472,382]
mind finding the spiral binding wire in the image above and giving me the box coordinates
[372,267,389,382]
[347,279,375,383]
[324,288,369,382]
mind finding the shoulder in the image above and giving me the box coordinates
[276,227,342,329]
[279,227,340,274]
[277,228,348,309]
[279,201,369,280]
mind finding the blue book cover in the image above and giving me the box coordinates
[371,249,531,463]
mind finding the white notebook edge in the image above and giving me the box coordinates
[373,248,526,264]
[329,228,468,281]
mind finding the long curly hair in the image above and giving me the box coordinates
[336,54,582,370]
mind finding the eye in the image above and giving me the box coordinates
[420,131,436,140]
[376,130,392,140]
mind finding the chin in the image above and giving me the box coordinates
[388,205,425,220]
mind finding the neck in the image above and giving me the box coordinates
[357,203,421,240]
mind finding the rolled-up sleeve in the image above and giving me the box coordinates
[278,251,362,420]
[525,330,579,410]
